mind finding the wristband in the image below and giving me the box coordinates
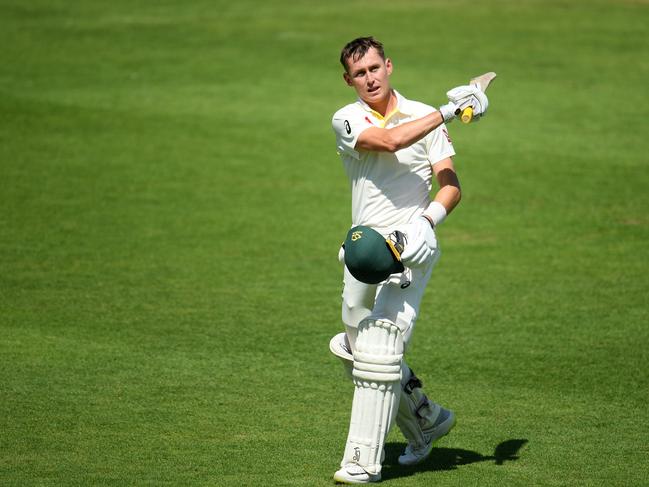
[438,102,458,123]
[423,201,447,226]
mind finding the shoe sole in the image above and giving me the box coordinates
[333,472,381,484]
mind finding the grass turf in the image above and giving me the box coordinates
[1,0,648,485]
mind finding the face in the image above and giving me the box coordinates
[343,47,393,107]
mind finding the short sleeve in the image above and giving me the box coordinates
[332,106,372,160]
[427,122,456,165]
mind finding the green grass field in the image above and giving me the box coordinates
[1,0,648,485]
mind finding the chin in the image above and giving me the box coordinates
[366,90,383,101]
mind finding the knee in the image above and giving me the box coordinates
[356,318,404,355]
[341,298,372,329]
[353,318,404,383]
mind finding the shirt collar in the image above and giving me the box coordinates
[356,89,414,121]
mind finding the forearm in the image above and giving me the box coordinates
[386,111,445,151]
[423,158,461,226]
[356,111,445,152]
[433,184,461,214]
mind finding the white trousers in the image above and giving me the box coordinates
[341,247,440,352]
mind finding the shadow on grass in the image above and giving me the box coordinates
[382,439,528,480]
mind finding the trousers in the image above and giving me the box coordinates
[341,246,440,351]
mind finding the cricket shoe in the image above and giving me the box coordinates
[333,463,381,484]
[398,407,456,466]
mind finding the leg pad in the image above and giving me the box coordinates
[341,319,404,475]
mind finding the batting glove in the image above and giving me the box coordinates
[447,85,489,119]
[401,217,438,268]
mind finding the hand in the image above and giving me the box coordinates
[401,217,437,267]
[447,85,489,119]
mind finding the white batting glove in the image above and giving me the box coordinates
[401,217,438,268]
[447,85,489,119]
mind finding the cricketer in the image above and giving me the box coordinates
[328,36,489,484]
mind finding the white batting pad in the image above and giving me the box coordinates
[341,319,403,474]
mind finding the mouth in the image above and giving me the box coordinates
[367,86,380,95]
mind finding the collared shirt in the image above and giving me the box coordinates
[332,90,455,231]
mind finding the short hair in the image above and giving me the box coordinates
[340,37,385,72]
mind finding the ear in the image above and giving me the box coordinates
[343,72,353,86]
[385,58,393,75]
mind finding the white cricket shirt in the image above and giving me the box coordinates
[332,90,455,232]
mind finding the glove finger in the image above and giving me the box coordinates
[401,239,423,261]
[420,246,433,264]
[447,85,474,99]
[403,243,425,266]
[446,87,465,99]
[401,253,417,267]
[458,96,477,111]
[474,92,488,115]
[401,248,419,263]
[411,246,428,267]
[449,94,471,105]
[401,256,415,267]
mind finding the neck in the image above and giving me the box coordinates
[367,89,396,117]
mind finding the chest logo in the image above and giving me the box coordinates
[344,120,351,135]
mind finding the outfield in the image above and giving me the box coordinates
[1,0,648,485]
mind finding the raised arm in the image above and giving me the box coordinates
[355,84,489,153]
[355,111,446,152]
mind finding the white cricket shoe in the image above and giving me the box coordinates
[398,407,456,466]
[333,463,381,484]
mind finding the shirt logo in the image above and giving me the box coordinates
[442,127,452,144]
[344,120,351,135]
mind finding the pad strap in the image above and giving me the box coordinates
[395,368,440,447]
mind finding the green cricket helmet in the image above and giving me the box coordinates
[343,225,405,284]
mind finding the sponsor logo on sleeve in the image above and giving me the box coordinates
[344,120,351,135]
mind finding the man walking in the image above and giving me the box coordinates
[329,37,488,483]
